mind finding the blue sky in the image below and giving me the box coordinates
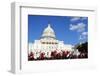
[28,15,88,45]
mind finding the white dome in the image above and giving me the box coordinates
[41,24,56,38]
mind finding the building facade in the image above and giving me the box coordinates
[29,24,77,59]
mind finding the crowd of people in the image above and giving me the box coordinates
[28,50,88,61]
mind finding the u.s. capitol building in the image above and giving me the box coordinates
[29,24,79,59]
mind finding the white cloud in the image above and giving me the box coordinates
[82,31,88,35]
[79,35,85,40]
[69,23,86,32]
[70,17,87,22]
[79,31,88,40]
[70,17,81,22]
[79,35,83,40]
